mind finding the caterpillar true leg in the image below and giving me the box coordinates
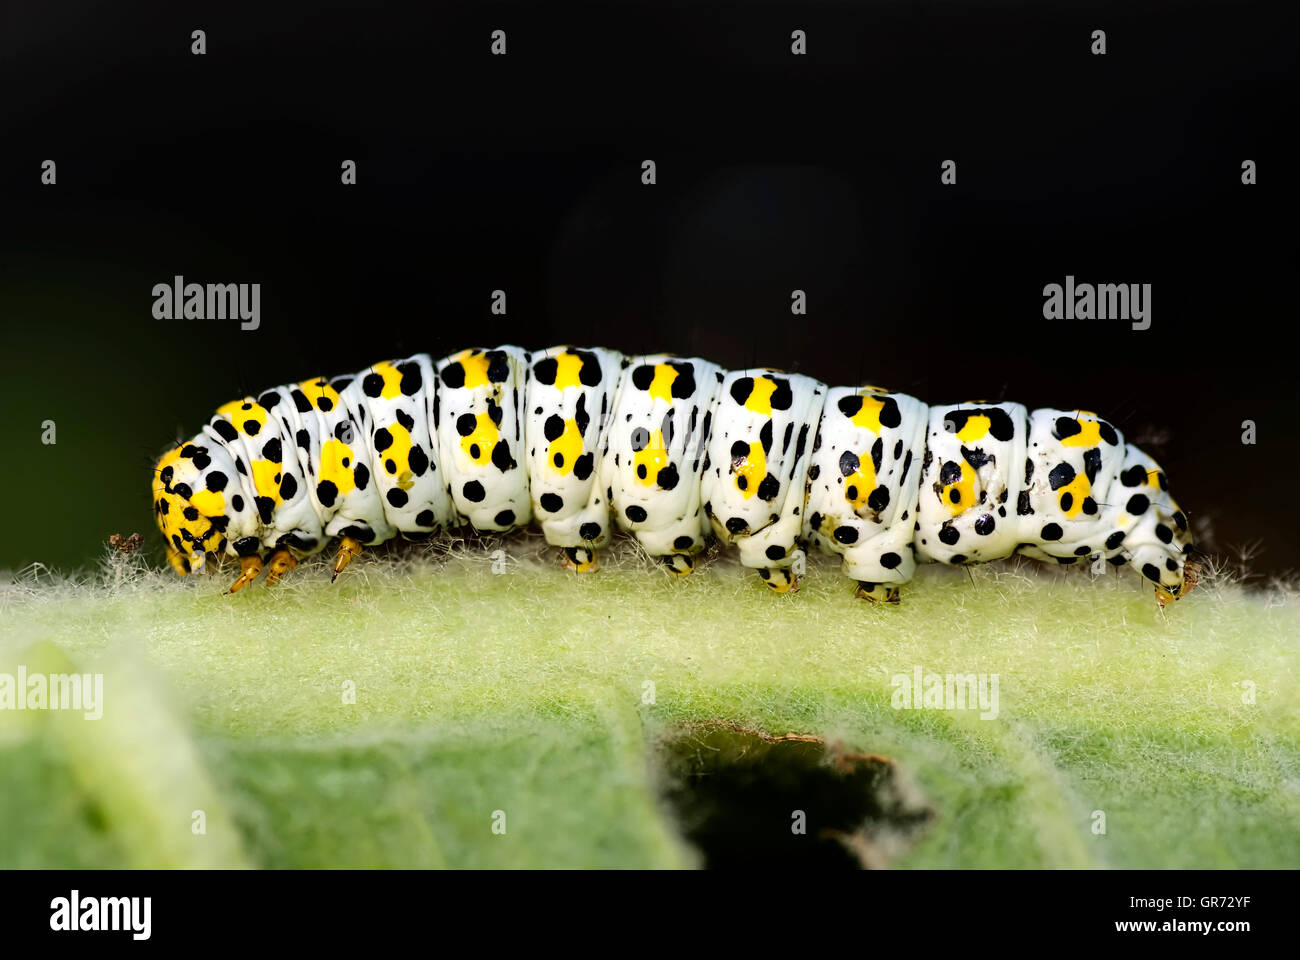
[265,548,298,585]
[226,555,264,594]
[331,536,363,582]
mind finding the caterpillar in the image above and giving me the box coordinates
[152,346,1196,605]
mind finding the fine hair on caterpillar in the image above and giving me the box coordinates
[152,345,1196,606]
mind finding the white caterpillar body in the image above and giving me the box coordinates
[153,344,1195,603]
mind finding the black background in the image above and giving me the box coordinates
[1,0,1294,576]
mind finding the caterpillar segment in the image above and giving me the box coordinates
[804,386,930,603]
[269,372,393,585]
[524,346,625,574]
[152,345,1195,605]
[914,401,1030,568]
[210,390,326,578]
[436,347,532,535]
[702,369,826,593]
[357,354,454,540]
[600,355,725,576]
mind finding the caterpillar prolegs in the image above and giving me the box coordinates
[152,346,1197,605]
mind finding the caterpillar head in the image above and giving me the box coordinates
[1110,451,1196,605]
[152,443,233,575]
[1130,534,1197,607]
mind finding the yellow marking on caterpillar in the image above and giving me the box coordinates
[1059,418,1103,447]
[319,438,358,496]
[456,350,493,389]
[552,352,586,391]
[735,440,766,500]
[217,399,269,436]
[646,364,678,404]
[744,377,779,416]
[844,452,878,513]
[299,378,341,412]
[548,419,584,475]
[1057,472,1092,519]
[190,488,225,516]
[956,415,990,444]
[634,430,670,486]
[380,421,414,482]
[849,394,888,433]
[251,459,284,506]
[369,361,403,400]
[943,460,978,516]
[461,412,500,466]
